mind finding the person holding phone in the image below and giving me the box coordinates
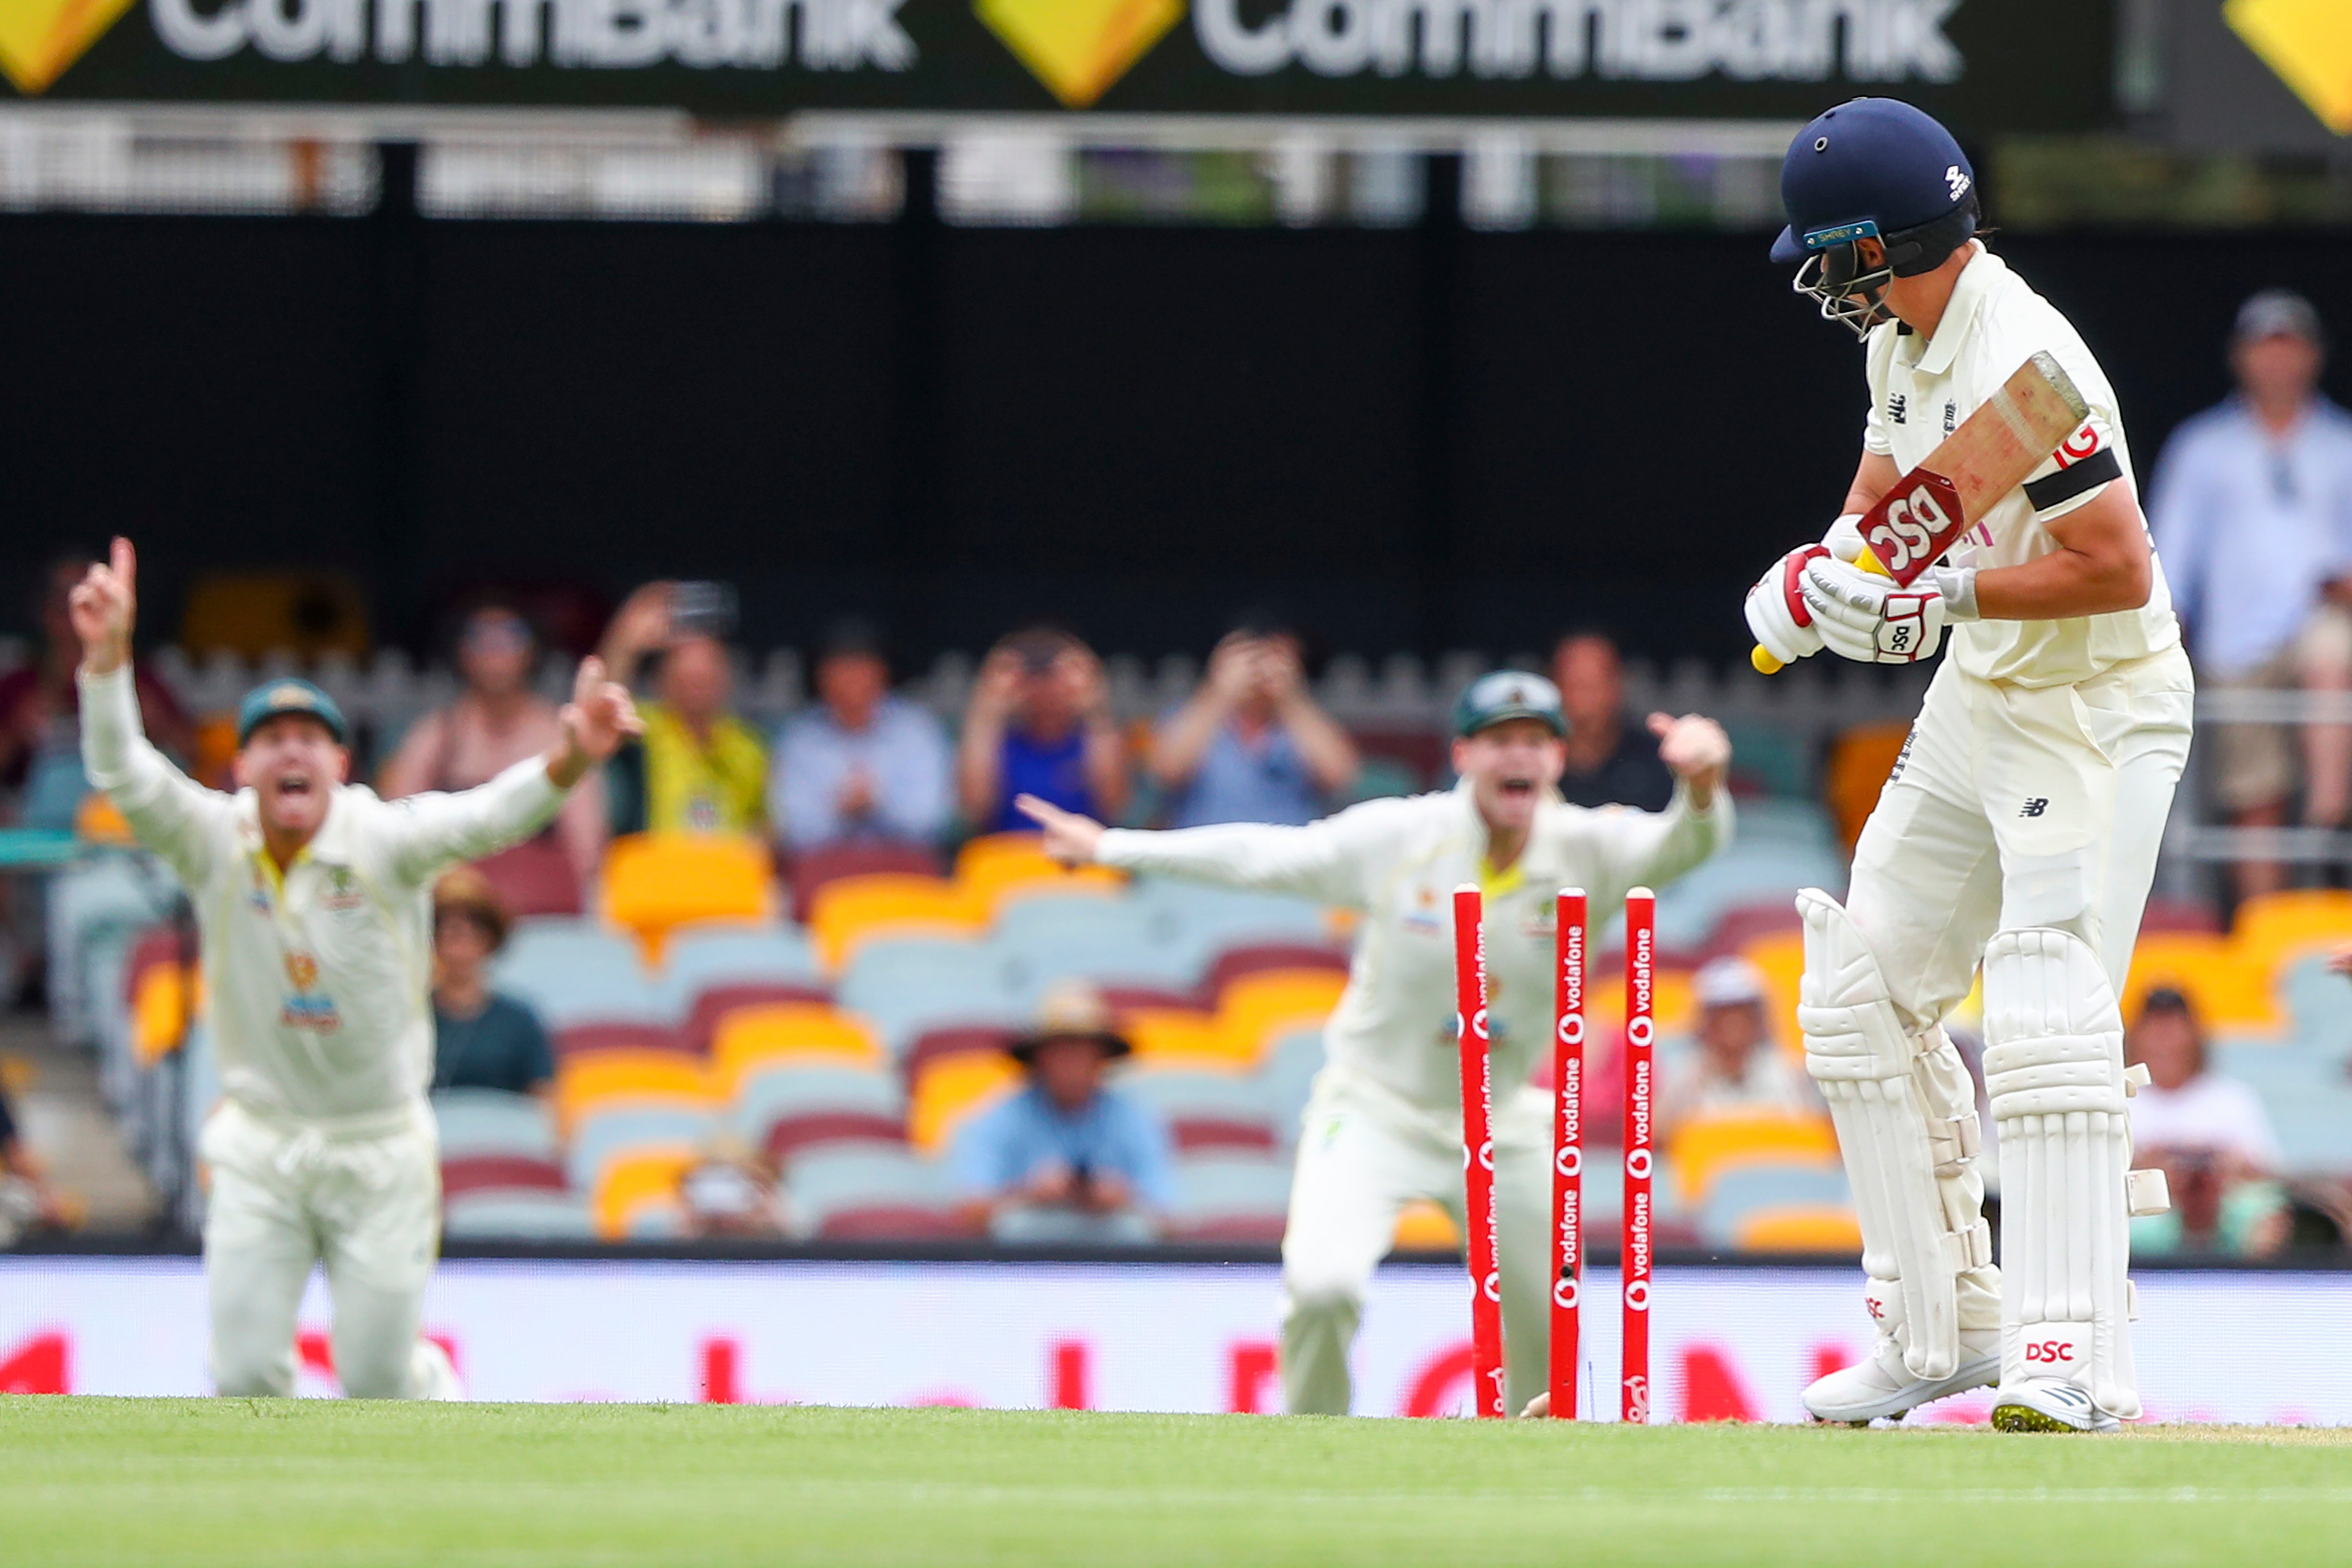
[956,625,1130,835]
[1149,624,1359,827]
[598,582,768,837]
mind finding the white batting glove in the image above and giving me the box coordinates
[1744,544,1829,667]
[1799,558,1978,665]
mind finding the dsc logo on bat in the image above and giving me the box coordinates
[1863,471,1965,578]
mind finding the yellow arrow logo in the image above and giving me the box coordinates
[2226,0,2352,134]
[0,0,137,94]
[976,0,1187,109]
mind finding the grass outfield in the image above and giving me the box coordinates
[6,1398,2352,1567]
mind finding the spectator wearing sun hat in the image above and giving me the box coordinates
[951,981,1174,1244]
[1657,954,1818,1144]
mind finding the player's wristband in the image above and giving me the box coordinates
[1931,566,1980,623]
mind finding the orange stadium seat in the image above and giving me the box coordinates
[553,1051,715,1135]
[906,1051,1023,1154]
[1393,1198,1460,1251]
[2231,890,2352,986]
[2124,932,2278,1034]
[180,570,370,660]
[1213,970,1348,1066]
[710,1004,884,1098]
[808,874,985,973]
[953,832,1123,915]
[592,1148,699,1240]
[1118,1006,1223,1065]
[130,959,202,1068]
[1668,1112,1840,1206]
[1735,1205,1864,1254]
[599,835,774,963]
[1824,721,1913,855]
[1737,929,1807,1064]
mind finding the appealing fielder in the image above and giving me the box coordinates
[72,538,639,1398]
[1022,674,1732,1416]
[1744,101,2192,1432]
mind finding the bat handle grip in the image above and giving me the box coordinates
[1749,547,1890,677]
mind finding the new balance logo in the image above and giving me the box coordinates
[2020,798,2050,818]
[1943,401,1958,434]
[1887,393,1908,424]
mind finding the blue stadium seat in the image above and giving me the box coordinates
[992,896,1197,999]
[1652,844,1849,953]
[835,936,1025,1054]
[734,1064,905,1144]
[1167,1152,1293,1229]
[1697,1163,1851,1249]
[566,1106,716,1192]
[2263,1080,2352,1174]
[444,1191,598,1240]
[788,1146,959,1235]
[494,921,670,1028]
[430,1089,559,1163]
[658,923,823,1009]
[1116,1066,1278,1151]
[1129,879,1332,972]
[1257,1028,1326,1146]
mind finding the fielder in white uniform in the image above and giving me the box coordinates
[1019,673,1733,1416]
[71,538,639,1399]
[1745,100,2192,1433]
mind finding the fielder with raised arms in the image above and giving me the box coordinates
[1744,100,2193,1432]
[1020,674,1732,1416]
[71,538,640,1399]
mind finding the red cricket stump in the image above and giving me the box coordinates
[1621,886,1657,1425]
[1548,888,1587,1419]
[1451,885,1507,1419]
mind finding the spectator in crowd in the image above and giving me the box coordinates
[597,583,768,837]
[381,604,606,885]
[2148,290,2352,899]
[953,982,1174,1244]
[2123,987,2289,1257]
[1551,630,1675,812]
[0,1080,69,1245]
[428,869,555,1100]
[678,1133,786,1240]
[957,626,1129,835]
[1657,955,1817,1144]
[773,620,953,851]
[1148,625,1359,827]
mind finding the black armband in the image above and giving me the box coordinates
[2023,448,2122,513]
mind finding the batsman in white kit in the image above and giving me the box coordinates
[1745,100,2192,1432]
[70,538,639,1398]
[1020,674,1732,1415]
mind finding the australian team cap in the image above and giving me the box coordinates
[236,678,348,747]
[1453,671,1567,740]
[1769,97,1975,267]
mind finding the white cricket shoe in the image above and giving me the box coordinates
[1991,1378,2121,1434]
[408,1338,464,1402]
[1802,1332,2000,1425]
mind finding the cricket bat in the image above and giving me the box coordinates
[1752,351,2092,674]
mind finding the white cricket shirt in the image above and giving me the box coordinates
[1095,779,1731,1117]
[1860,243,2181,689]
[80,664,568,1125]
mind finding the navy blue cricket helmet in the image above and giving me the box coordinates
[1769,98,1979,337]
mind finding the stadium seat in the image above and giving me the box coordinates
[1116,1066,1279,1153]
[592,1148,699,1240]
[2266,1080,2352,1173]
[809,874,987,973]
[601,836,776,963]
[1258,1028,1326,1145]
[733,1062,904,1162]
[788,1146,962,1238]
[2232,890,2352,987]
[1131,879,1334,964]
[788,841,945,923]
[901,1025,1019,1094]
[1120,1006,1223,1064]
[659,923,824,1003]
[440,1155,567,1200]
[494,923,670,1030]
[553,1050,714,1136]
[1824,721,1911,854]
[1098,984,1202,1014]
[1652,844,1848,956]
[470,837,583,919]
[180,569,370,660]
[1392,1198,1458,1251]
[1693,899,1804,964]
[1162,1153,1294,1243]
[2124,933,2278,1034]
[430,1089,558,1162]
[566,1104,717,1192]
[1733,1206,1865,1253]
[553,1021,691,1060]
[2139,894,2222,935]
[1721,719,1812,799]
[710,1004,884,1098]
[954,832,1123,915]
[443,1191,597,1240]
[1668,1112,1840,1206]
[1696,1162,1852,1249]
[1201,941,1351,999]
[907,1052,1023,1154]
[990,895,1195,999]
[128,941,201,1068]
[681,982,835,1056]
[1213,970,1348,1066]
[835,935,1023,1054]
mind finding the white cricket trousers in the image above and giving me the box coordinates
[1279,1066,1551,1416]
[199,1097,456,1399]
[1847,647,2195,1026]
